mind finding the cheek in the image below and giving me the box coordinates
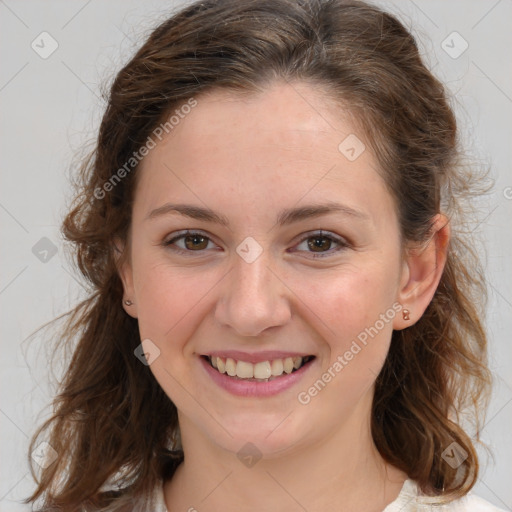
[132,258,222,350]
[291,262,399,364]
[290,269,399,423]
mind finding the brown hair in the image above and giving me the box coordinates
[27,0,492,510]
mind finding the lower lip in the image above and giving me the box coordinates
[199,356,315,397]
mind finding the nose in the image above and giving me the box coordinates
[214,251,292,337]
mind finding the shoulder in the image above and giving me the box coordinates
[440,494,508,512]
[153,478,168,512]
[384,480,507,512]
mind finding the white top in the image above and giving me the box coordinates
[152,478,507,511]
[381,479,507,512]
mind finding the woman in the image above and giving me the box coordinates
[27,0,504,510]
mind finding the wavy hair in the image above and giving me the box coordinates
[27,0,492,510]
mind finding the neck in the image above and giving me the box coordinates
[164,393,408,512]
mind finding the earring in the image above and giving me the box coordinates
[402,309,410,321]
[124,299,133,306]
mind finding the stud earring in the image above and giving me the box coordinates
[124,299,133,306]
[402,309,410,321]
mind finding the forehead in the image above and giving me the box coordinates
[134,81,397,229]
[155,81,355,160]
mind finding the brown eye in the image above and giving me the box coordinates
[307,235,334,253]
[294,231,349,259]
[163,230,216,254]
[183,233,209,250]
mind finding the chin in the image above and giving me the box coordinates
[201,408,311,458]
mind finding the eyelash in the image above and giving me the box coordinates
[162,230,349,259]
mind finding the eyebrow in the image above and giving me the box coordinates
[146,201,370,227]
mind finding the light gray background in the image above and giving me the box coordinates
[1,1,511,510]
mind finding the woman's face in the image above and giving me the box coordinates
[120,81,409,456]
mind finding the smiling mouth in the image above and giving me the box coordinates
[201,355,315,382]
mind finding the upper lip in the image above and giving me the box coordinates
[202,350,314,364]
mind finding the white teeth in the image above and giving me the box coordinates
[236,360,254,379]
[270,359,284,376]
[253,361,272,379]
[208,355,308,380]
[283,357,294,374]
[225,357,237,376]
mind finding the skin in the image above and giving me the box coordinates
[118,81,450,512]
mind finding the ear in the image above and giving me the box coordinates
[393,214,450,330]
[113,236,138,319]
